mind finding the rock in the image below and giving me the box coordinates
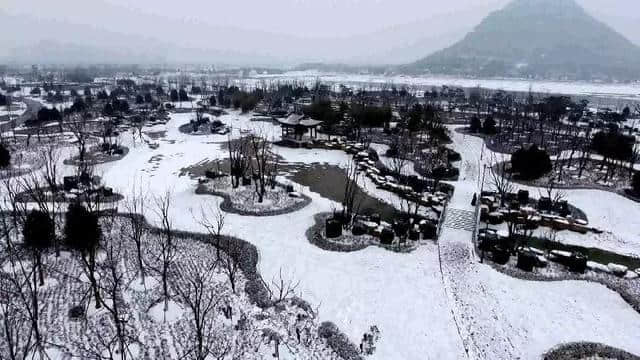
[288,192,301,198]
[607,263,628,277]
[550,250,572,259]
[624,271,638,279]
[587,261,611,273]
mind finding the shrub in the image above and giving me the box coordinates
[470,116,481,133]
[245,279,272,308]
[64,202,101,253]
[318,322,363,360]
[511,145,552,180]
[380,228,394,244]
[482,116,497,134]
[632,172,640,196]
[23,210,55,250]
[68,305,85,320]
[325,218,342,238]
[351,223,366,236]
[0,144,10,168]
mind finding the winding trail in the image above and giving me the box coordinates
[12,110,640,359]
[437,126,640,359]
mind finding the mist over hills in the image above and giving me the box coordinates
[0,4,490,68]
[403,0,640,80]
[1,0,640,81]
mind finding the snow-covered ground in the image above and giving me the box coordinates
[8,110,640,359]
[252,71,640,100]
[451,127,640,258]
[0,101,27,117]
[438,127,640,359]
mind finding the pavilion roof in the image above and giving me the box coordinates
[277,114,322,127]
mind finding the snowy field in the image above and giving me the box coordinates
[252,71,640,100]
[6,109,640,359]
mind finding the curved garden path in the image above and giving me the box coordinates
[16,109,640,359]
[435,126,640,359]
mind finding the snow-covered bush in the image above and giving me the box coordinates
[318,322,363,360]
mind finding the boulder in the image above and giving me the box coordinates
[587,261,611,273]
[607,263,629,277]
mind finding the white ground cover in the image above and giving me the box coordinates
[0,217,337,359]
[450,126,640,258]
[6,111,640,359]
[200,176,306,213]
[0,101,27,117]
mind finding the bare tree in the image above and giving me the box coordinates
[266,268,300,305]
[220,237,241,294]
[539,176,565,210]
[173,258,227,360]
[227,135,250,188]
[341,160,362,220]
[94,233,139,360]
[387,135,409,179]
[489,154,515,207]
[0,289,34,360]
[249,134,276,203]
[69,113,91,164]
[197,203,226,260]
[1,238,47,357]
[122,183,148,283]
[150,191,177,316]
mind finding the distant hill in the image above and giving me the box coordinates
[402,0,640,81]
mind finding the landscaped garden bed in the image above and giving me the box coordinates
[63,143,129,166]
[476,227,640,314]
[306,211,439,253]
[543,342,640,360]
[195,174,311,216]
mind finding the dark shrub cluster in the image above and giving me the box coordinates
[511,145,552,180]
[318,322,363,360]
[632,172,640,196]
[0,144,11,168]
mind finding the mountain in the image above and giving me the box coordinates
[402,0,640,80]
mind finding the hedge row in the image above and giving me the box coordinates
[544,342,640,360]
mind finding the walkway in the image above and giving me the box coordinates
[437,126,520,359]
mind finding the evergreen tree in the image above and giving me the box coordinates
[0,144,10,168]
[23,210,55,286]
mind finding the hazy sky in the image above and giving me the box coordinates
[2,0,640,66]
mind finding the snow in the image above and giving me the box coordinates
[149,300,185,323]
[130,276,160,291]
[451,125,640,258]
[10,109,640,359]
[252,70,640,100]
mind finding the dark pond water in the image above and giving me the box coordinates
[515,234,640,269]
[284,163,400,222]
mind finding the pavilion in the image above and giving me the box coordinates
[277,114,323,140]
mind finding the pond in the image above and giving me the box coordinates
[514,234,640,270]
[284,163,400,222]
